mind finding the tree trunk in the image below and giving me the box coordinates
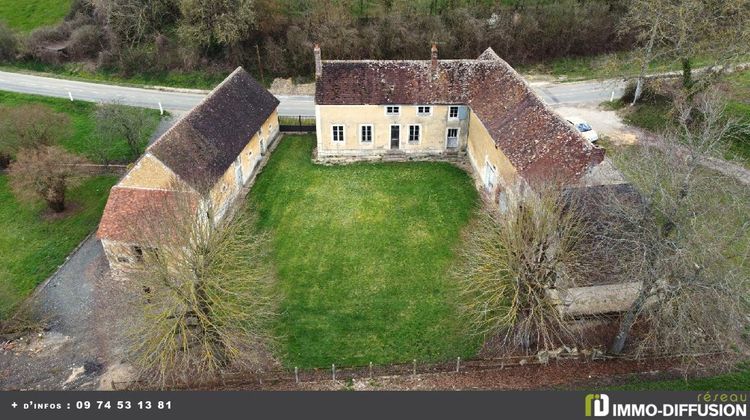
[48,198,65,213]
[632,78,644,107]
[682,57,693,89]
[631,21,659,106]
[609,284,652,354]
[47,182,66,213]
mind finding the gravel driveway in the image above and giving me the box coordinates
[0,237,137,390]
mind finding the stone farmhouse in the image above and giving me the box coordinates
[314,45,606,206]
[97,67,280,272]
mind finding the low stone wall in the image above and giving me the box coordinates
[550,282,642,316]
[314,149,466,165]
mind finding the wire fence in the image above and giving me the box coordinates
[110,350,725,390]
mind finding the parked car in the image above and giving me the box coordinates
[566,117,599,143]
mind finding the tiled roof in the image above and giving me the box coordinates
[148,67,279,194]
[97,187,200,243]
[315,48,603,182]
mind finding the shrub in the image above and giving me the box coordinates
[68,25,104,60]
[0,21,17,62]
[8,146,89,213]
[0,104,72,168]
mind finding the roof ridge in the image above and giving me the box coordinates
[146,66,246,154]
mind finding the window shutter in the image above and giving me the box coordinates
[458,106,469,120]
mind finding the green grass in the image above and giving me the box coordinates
[0,0,71,32]
[623,100,673,133]
[0,90,161,163]
[1,61,252,90]
[614,364,750,391]
[249,135,480,368]
[0,91,160,318]
[613,70,750,165]
[521,52,750,82]
[0,174,117,317]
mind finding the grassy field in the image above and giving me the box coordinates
[1,62,248,90]
[0,174,117,317]
[0,0,70,31]
[521,52,749,82]
[0,91,159,318]
[610,70,750,164]
[249,135,480,368]
[615,364,750,390]
[0,90,161,163]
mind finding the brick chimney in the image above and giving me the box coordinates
[431,43,438,72]
[314,44,322,79]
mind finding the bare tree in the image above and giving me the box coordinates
[0,104,71,167]
[7,146,89,213]
[621,0,750,104]
[126,186,278,387]
[177,0,255,53]
[605,91,750,360]
[454,187,593,354]
[94,102,151,161]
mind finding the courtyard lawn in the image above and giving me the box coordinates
[249,135,480,368]
[0,174,118,317]
[0,0,71,31]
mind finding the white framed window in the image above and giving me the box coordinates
[484,158,497,191]
[448,106,459,119]
[417,106,432,116]
[385,105,400,116]
[446,127,459,148]
[408,124,421,143]
[359,124,373,143]
[332,124,345,142]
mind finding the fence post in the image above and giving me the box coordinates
[456,357,461,373]
[412,359,416,376]
[294,366,299,384]
[332,364,336,382]
[369,362,373,379]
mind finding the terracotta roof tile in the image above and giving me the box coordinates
[97,187,200,243]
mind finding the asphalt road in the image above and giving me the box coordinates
[0,70,625,116]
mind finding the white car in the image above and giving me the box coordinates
[566,117,599,143]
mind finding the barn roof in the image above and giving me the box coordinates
[315,48,603,182]
[97,187,200,243]
[148,67,279,194]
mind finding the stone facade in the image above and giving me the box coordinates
[97,68,280,273]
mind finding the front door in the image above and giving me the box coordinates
[390,125,400,149]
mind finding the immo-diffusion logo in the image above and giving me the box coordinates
[584,393,747,417]
[585,394,610,417]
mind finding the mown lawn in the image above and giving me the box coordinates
[0,174,117,317]
[0,0,71,31]
[0,90,161,163]
[249,135,480,368]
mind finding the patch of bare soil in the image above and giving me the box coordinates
[41,202,82,221]
[269,78,315,96]
[176,356,726,391]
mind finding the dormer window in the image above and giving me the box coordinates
[417,106,432,116]
[385,106,400,116]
